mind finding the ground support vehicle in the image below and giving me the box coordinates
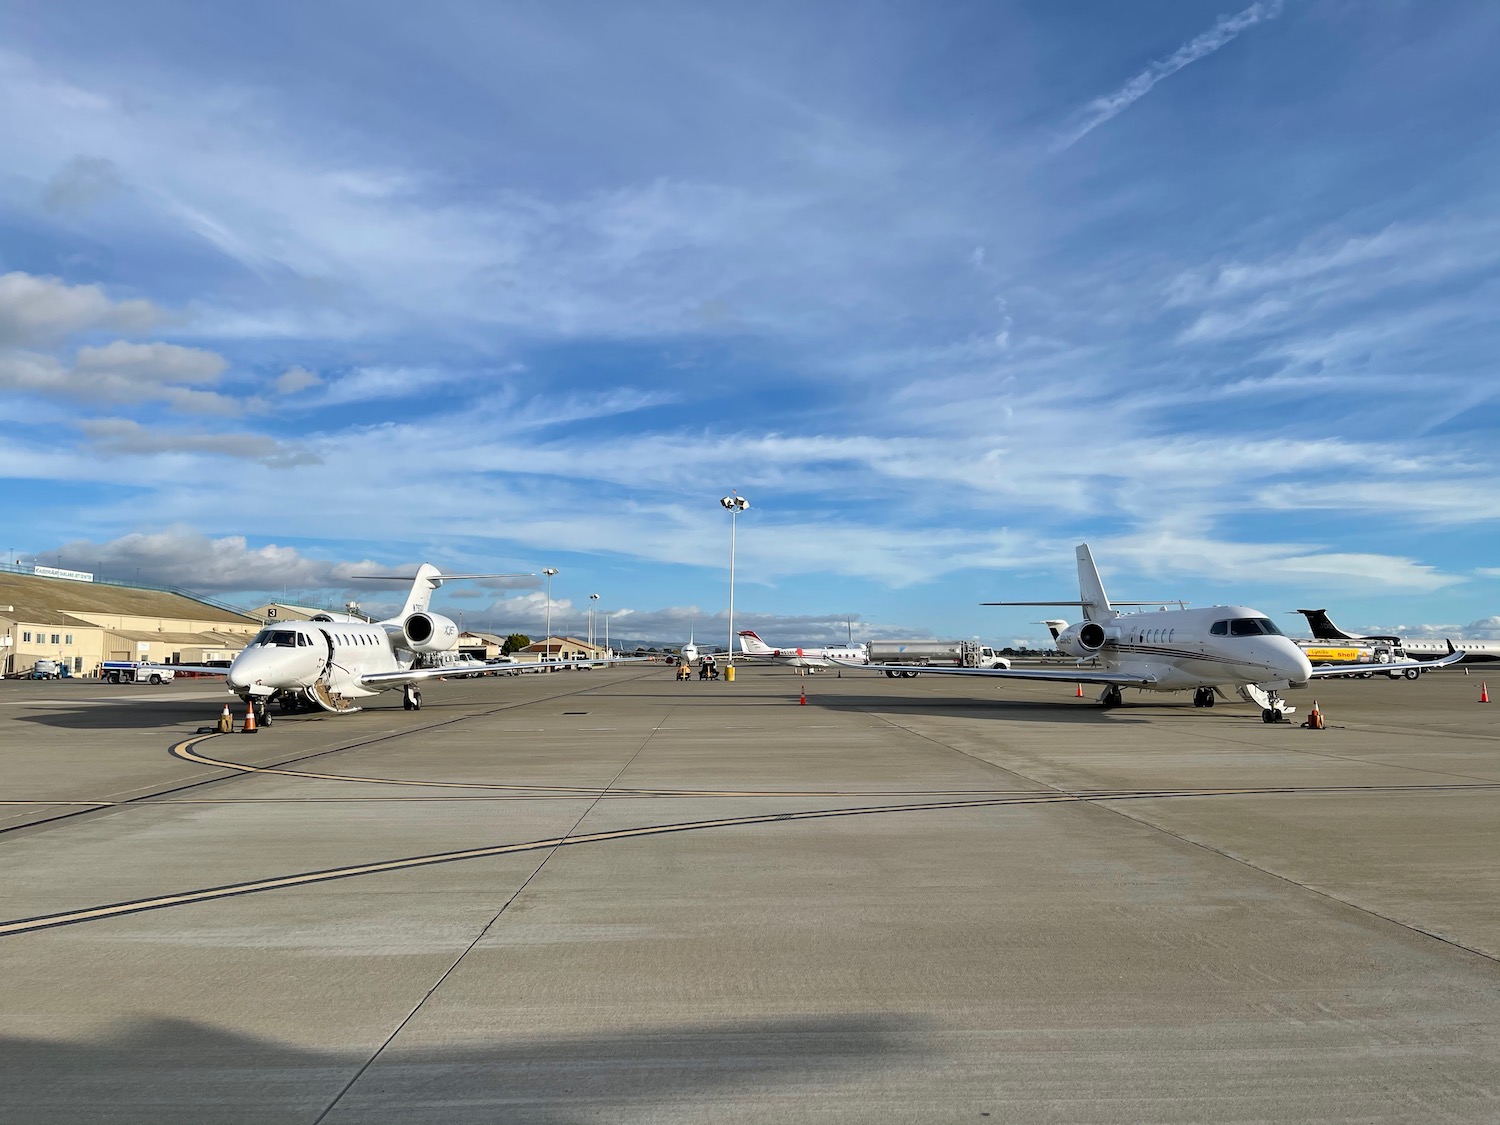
[867,640,1011,677]
[101,661,176,685]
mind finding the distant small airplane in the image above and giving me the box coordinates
[677,626,730,666]
[164,564,607,721]
[736,630,869,670]
[839,545,1463,721]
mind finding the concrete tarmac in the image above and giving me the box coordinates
[1,665,1497,1123]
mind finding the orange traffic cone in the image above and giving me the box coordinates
[799,686,806,706]
[1075,683,1084,698]
[242,703,258,733]
[1481,682,1490,704]
[217,703,232,734]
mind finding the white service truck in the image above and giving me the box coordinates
[101,661,176,685]
[868,640,1011,677]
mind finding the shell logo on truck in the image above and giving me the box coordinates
[1301,646,1368,664]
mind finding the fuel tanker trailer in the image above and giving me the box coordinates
[866,640,1011,677]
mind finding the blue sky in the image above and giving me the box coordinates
[1,0,1497,646]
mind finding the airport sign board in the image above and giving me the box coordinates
[33,565,94,583]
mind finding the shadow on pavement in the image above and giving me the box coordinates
[0,1012,925,1124]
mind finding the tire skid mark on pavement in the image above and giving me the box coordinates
[6,776,1500,938]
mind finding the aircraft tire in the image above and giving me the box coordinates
[1262,708,1280,723]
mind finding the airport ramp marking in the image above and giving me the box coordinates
[6,779,1500,937]
[168,735,1074,798]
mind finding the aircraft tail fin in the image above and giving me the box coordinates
[1295,609,1356,641]
[350,564,535,622]
[1038,618,1069,641]
[398,564,444,618]
[1075,544,1115,623]
[737,630,773,655]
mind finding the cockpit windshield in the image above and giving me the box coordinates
[258,629,299,648]
[1213,617,1284,637]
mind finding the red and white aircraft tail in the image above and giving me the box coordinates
[737,630,775,656]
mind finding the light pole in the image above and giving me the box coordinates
[720,492,749,668]
[589,593,600,648]
[542,568,558,667]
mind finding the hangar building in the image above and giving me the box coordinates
[0,568,261,677]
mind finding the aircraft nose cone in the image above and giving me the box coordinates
[226,650,275,693]
[1277,641,1313,684]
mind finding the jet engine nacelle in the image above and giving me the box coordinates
[1057,621,1119,658]
[399,611,459,654]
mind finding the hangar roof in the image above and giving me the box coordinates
[0,570,257,626]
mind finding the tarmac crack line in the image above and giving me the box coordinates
[12,783,1499,939]
[863,709,1500,969]
[308,700,681,1125]
[1086,798,1500,968]
[0,669,662,840]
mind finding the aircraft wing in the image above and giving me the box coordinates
[358,656,642,689]
[831,658,1157,686]
[141,663,228,677]
[1306,644,1465,678]
[358,665,493,688]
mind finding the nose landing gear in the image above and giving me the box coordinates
[403,685,423,711]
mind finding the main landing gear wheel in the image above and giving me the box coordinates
[1100,686,1123,709]
[1192,687,1216,708]
[403,686,423,711]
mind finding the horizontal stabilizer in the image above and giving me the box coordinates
[351,572,533,581]
[983,600,1187,607]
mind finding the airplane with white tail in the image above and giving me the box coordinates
[736,630,868,670]
[837,544,1463,722]
[164,564,610,722]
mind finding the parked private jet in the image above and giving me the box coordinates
[159,564,605,721]
[1295,608,1500,664]
[736,630,869,670]
[837,545,1463,721]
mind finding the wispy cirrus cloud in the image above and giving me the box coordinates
[1053,0,1286,151]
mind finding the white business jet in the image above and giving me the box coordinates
[736,630,869,670]
[838,545,1462,722]
[167,564,599,721]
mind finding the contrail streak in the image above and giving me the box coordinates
[1054,0,1285,151]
